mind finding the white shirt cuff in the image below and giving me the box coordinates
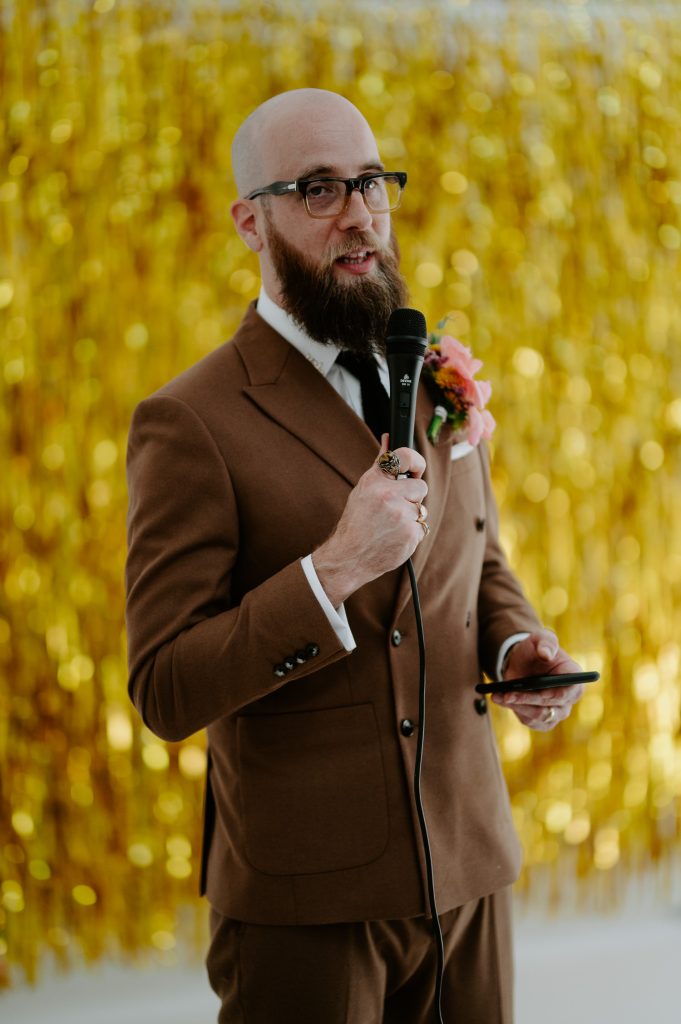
[300,555,356,652]
[496,632,531,681]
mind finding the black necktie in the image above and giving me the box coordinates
[335,351,390,443]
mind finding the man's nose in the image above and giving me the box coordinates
[335,187,375,230]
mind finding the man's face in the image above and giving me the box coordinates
[264,207,407,353]
[252,101,408,351]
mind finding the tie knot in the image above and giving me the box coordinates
[335,350,378,377]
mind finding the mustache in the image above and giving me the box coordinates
[325,232,389,263]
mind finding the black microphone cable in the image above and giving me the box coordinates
[407,556,445,1024]
[386,307,445,1024]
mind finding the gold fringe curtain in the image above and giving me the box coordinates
[1,0,680,984]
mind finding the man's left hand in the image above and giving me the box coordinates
[492,629,584,731]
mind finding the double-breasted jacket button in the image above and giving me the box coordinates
[474,697,488,715]
[400,718,415,737]
[305,643,320,658]
[475,517,486,532]
[391,629,403,647]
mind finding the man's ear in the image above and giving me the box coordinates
[230,198,265,253]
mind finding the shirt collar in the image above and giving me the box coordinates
[256,287,340,378]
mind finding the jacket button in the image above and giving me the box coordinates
[294,649,308,664]
[391,629,402,647]
[283,656,297,672]
[475,517,486,532]
[474,697,488,715]
[305,643,320,658]
[273,664,287,678]
[400,718,415,737]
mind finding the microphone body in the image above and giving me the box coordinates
[385,308,428,449]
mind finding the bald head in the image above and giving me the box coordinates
[229,88,397,312]
[231,89,379,196]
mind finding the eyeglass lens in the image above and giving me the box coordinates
[305,175,402,216]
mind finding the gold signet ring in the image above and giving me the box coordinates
[377,451,401,478]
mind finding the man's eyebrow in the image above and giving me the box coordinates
[296,161,386,179]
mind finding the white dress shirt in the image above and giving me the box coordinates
[256,287,529,677]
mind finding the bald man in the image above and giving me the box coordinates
[126,89,584,1023]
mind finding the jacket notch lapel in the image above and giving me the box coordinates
[235,306,379,488]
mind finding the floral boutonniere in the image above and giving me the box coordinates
[423,319,496,446]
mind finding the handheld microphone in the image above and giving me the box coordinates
[385,307,428,449]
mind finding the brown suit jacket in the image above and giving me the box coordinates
[125,304,541,925]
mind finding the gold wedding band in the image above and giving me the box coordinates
[416,503,430,536]
[377,450,401,479]
[411,501,428,540]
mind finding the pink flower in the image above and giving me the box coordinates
[466,407,484,446]
[464,405,496,447]
[425,323,495,447]
[461,375,478,405]
[480,408,496,439]
[475,379,491,408]
[439,334,482,379]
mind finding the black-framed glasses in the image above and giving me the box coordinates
[245,171,407,219]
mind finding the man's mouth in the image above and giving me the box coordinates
[335,249,375,268]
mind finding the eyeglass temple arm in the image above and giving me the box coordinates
[246,181,298,200]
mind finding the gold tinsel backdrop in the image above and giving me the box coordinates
[1,0,681,987]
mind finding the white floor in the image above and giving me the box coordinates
[2,899,680,1023]
[514,904,681,1023]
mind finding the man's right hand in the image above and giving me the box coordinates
[312,435,429,608]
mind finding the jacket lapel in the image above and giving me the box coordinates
[234,305,379,488]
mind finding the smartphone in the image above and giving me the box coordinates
[475,670,600,695]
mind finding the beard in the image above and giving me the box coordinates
[264,212,408,355]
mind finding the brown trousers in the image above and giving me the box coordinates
[206,888,513,1023]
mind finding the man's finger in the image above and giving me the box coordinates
[534,630,558,660]
[392,446,426,478]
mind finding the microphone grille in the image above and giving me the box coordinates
[387,307,427,339]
